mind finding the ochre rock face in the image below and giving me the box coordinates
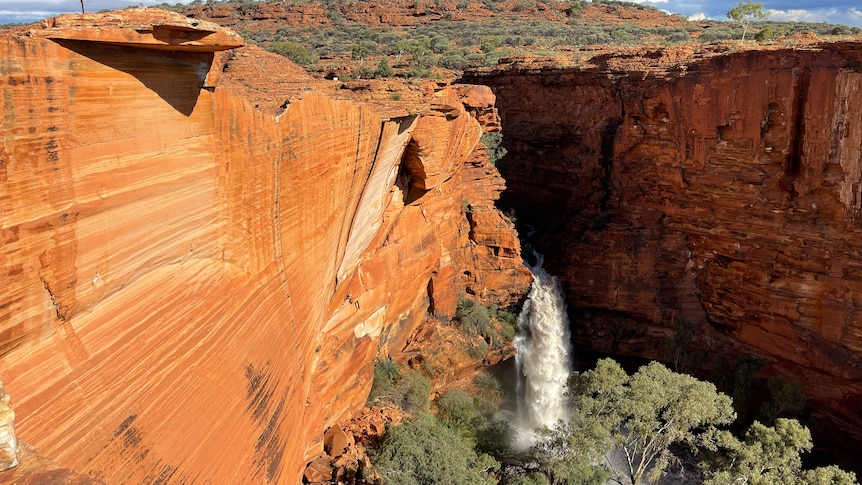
[0,10,528,484]
[469,43,862,451]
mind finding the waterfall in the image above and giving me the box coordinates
[512,251,573,451]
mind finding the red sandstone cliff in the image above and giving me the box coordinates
[467,42,862,458]
[0,9,529,483]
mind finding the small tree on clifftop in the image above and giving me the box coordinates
[727,1,770,41]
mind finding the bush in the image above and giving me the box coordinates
[474,373,504,405]
[367,358,401,406]
[351,43,372,59]
[438,389,482,432]
[439,49,473,70]
[371,413,498,485]
[480,131,508,165]
[476,418,514,458]
[396,372,431,413]
[268,41,314,65]
[506,472,551,485]
[480,35,503,53]
[367,360,429,412]
[456,297,492,337]
[755,26,775,41]
[374,57,395,78]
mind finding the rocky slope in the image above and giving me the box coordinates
[0,9,529,483]
[180,0,687,32]
[466,41,862,461]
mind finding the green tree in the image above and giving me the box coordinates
[268,41,314,65]
[372,413,498,485]
[567,359,736,484]
[374,57,395,78]
[727,1,770,41]
[702,419,858,485]
[351,43,372,60]
[529,421,611,485]
[474,373,504,405]
[758,376,805,424]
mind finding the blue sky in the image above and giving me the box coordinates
[0,0,860,27]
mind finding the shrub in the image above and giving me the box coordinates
[480,131,508,165]
[439,49,473,70]
[371,413,498,485]
[438,389,482,432]
[480,35,503,53]
[396,371,431,413]
[474,373,504,405]
[351,43,372,59]
[754,26,775,41]
[367,358,401,406]
[456,297,491,337]
[476,418,513,458]
[506,472,551,485]
[268,41,314,65]
[374,57,395,78]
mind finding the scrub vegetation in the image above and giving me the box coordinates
[139,0,862,81]
[364,357,856,485]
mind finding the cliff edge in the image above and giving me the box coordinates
[0,9,529,483]
[467,40,862,462]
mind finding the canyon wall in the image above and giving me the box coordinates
[468,42,862,454]
[0,9,529,483]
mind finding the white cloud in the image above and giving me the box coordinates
[767,8,836,23]
[687,12,707,21]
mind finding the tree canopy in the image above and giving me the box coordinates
[565,359,736,484]
[702,418,858,485]
[727,1,770,41]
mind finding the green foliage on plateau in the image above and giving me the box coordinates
[374,57,395,78]
[727,1,770,40]
[267,40,314,65]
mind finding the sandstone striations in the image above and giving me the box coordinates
[468,42,862,459]
[0,9,528,484]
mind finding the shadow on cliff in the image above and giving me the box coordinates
[53,40,213,117]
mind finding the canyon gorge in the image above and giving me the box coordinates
[466,41,862,466]
[2,5,862,484]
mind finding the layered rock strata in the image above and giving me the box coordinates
[0,9,528,484]
[468,42,862,453]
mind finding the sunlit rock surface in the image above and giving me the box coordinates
[0,9,529,483]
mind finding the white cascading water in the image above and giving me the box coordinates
[511,250,574,451]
